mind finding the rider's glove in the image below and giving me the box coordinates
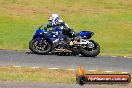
[47,23,52,28]
[56,22,65,26]
[44,27,47,30]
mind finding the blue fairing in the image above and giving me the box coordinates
[34,28,60,42]
[33,29,47,41]
[78,31,94,39]
[35,28,47,35]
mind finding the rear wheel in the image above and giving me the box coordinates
[29,39,51,55]
[79,40,100,57]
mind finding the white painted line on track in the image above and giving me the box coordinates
[126,57,132,58]
[48,68,59,70]
[11,66,131,73]
[124,56,132,58]
[121,72,128,74]
[111,56,132,59]
[13,66,21,68]
[29,67,40,69]
[104,71,113,72]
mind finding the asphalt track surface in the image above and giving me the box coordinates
[0,50,132,88]
[0,50,132,73]
[0,82,132,88]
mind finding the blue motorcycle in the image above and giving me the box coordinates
[29,25,100,57]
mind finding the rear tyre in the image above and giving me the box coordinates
[29,39,51,55]
[79,40,100,57]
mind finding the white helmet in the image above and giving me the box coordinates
[48,14,60,22]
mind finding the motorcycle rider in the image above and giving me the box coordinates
[45,14,77,38]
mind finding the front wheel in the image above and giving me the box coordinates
[29,39,51,55]
[79,40,100,57]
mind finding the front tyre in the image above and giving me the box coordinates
[29,39,51,55]
[79,40,100,57]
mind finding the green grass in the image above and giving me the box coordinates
[0,0,132,56]
[0,66,75,83]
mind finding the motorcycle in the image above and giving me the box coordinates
[29,25,100,57]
